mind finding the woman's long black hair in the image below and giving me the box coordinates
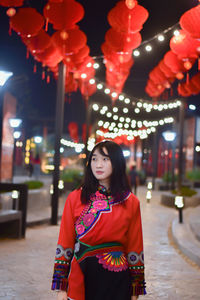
[81,140,131,204]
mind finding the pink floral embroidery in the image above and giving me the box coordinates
[83,213,95,227]
[90,208,97,214]
[93,200,108,210]
[76,224,85,235]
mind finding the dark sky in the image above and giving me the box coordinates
[0,0,199,136]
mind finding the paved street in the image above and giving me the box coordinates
[0,186,199,300]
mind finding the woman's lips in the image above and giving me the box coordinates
[96,171,104,175]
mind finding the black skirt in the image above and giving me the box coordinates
[80,256,132,300]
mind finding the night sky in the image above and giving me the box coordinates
[0,0,199,137]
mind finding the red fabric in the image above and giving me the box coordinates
[52,189,145,299]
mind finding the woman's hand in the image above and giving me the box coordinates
[131,296,138,300]
[57,291,67,300]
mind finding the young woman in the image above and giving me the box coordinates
[51,140,146,300]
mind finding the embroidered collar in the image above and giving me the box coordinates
[97,184,110,195]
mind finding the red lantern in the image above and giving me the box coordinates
[10,7,44,37]
[68,122,79,142]
[34,42,63,67]
[177,82,191,97]
[108,1,149,34]
[22,29,51,54]
[190,72,200,94]
[149,66,167,85]
[180,5,200,39]
[0,0,23,6]
[65,73,78,93]
[105,28,142,52]
[101,42,132,64]
[158,59,175,78]
[52,28,87,56]
[43,0,84,30]
[164,50,186,73]
[170,29,200,60]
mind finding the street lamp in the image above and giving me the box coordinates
[0,70,13,87]
[9,118,22,178]
[162,131,176,190]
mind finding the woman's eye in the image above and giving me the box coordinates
[103,157,109,161]
[91,157,96,161]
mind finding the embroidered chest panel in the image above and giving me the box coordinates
[75,190,130,238]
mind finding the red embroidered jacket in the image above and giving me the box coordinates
[51,188,146,299]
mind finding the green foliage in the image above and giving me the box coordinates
[61,168,83,190]
[23,180,44,190]
[186,169,200,182]
[162,172,177,183]
[172,186,197,197]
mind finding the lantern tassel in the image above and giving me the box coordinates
[26,49,29,59]
[170,87,173,96]
[42,70,45,80]
[33,64,37,73]
[45,18,49,32]
[198,57,200,71]
[186,72,189,84]
[47,74,50,84]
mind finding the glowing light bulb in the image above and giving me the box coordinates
[133,50,140,57]
[145,45,152,52]
[157,34,165,42]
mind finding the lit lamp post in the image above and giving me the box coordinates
[162,131,176,190]
[9,118,22,178]
[0,70,13,87]
[175,195,184,223]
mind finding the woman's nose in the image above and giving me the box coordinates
[96,160,103,167]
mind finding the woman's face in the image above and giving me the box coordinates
[91,147,113,188]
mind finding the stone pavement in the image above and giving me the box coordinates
[0,184,200,300]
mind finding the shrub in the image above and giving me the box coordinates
[162,172,177,183]
[23,180,44,190]
[61,168,83,190]
[186,169,200,182]
[171,186,197,197]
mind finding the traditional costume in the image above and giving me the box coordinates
[51,185,146,300]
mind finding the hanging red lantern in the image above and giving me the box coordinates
[10,7,44,37]
[164,50,186,73]
[68,122,79,142]
[149,66,167,85]
[43,0,84,30]
[22,29,51,54]
[0,0,23,6]
[177,82,191,97]
[190,72,200,93]
[108,1,149,34]
[180,5,200,39]
[65,73,78,93]
[158,59,175,78]
[170,29,200,60]
[52,28,87,56]
[105,28,142,52]
[34,42,63,67]
[101,42,132,64]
